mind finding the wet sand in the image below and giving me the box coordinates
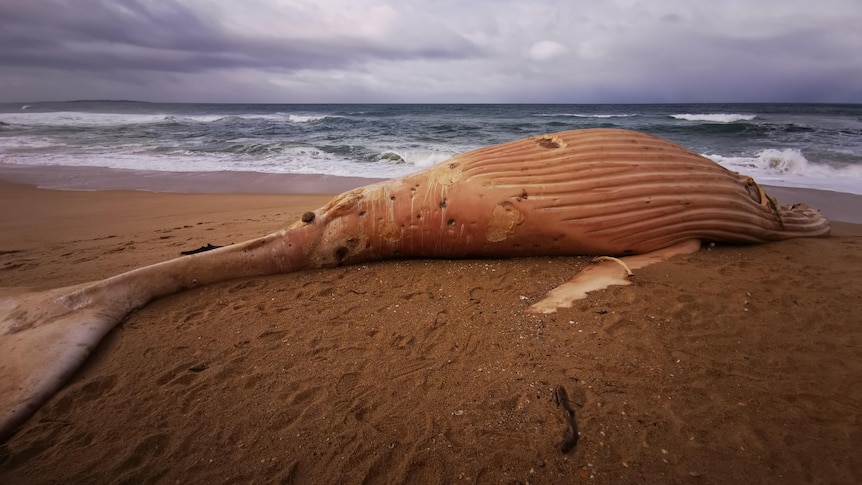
[0,172,860,484]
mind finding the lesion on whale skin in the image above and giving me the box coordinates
[533,134,566,150]
[428,157,463,186]
[305,182,412,266]
[485,201,524,242]
[320,187,367,219]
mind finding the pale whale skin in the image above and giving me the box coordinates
[301,128,828,269]
[0,129,830,442]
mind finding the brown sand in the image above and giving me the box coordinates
[0,175,860,484]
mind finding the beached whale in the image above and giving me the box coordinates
[0,128,830,441]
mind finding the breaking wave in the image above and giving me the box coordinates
[707,149,862,195]
[536,113,637,118]
[285,114,331,123]
[671,113,757,123]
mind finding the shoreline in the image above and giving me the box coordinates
[1,162,860,224]
[0,162,385,195]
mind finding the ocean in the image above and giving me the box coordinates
[1,101,861,195]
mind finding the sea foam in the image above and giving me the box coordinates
[536,113,637,118]
[2,111,169,127]
[285,114,332,123]
[707,149,862,195]
[672,113,757,123]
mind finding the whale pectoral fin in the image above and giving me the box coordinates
[525,259,635,314]
[526,240,701,314]
[616,239,702,271]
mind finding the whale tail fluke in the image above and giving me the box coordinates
[0,282,129,442]
[0,228,313,442]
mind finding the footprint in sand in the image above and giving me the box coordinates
[78,375,118,402]
[118,432,170,471]
[156,363,206,386]
[257,329,287,341]
[336,372,360,395]
[1,258,37,271]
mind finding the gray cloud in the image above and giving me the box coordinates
[0,0,859,103]
[0,0,481,72]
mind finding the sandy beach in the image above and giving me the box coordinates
[0,170,860,484]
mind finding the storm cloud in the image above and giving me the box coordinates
[0,0,860,103]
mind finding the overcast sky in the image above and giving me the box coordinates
[1,0,860,104]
